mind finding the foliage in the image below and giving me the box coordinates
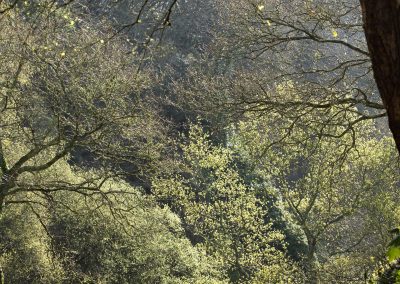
[48,185,223,283]
[0,205,65,283]
[0,168,224,283]
[0,1,399,283]
[153,124,304,283]
[229,109,400,282]
[0,4,168,211]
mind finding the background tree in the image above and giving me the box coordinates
[153,124,305,283]
[1,0,400,283]
[0,163,224,283]
[0,5,168,211]
[174,0,386,154]
[230,110,400,282]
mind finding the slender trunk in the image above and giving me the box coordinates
[360,0,400,153]
[305,236,319,284]
[0,185,5,284]
[0,265,4,284]
[0,185,5,214]
[0,211,4,284]
[0,194,4,214]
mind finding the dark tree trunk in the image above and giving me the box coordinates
[360,0,400,153]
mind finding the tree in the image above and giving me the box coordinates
[46,182,223,283]
[230,109,400,282]
[207,0,400,156]
[0,6,170,282]
[359,1,400,154]
[174,0,387,155]
[0,6,168,211]
[153,124,304,283]
[0,165,224,283]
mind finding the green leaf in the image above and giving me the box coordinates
[388,244,400,262]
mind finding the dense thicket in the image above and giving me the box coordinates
[1,0,400,283]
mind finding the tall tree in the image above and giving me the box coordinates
[176,0,387,156]
[0,9,164,211]
[153,124,304,283]
[360,1,400,154]
[231,111,400,283]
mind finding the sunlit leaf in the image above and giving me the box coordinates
[388,246,400,262]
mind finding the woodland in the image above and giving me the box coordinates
[1,0,400,283]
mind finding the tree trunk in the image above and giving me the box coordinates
[305,235,319,284]
[0,185,6,214]
[0,188,4,284]
[360,0,400,153]
[0,266,4,284]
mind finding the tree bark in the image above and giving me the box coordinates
[305,236,319,284]
[360,0,400,153]
[0,265,4,284]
